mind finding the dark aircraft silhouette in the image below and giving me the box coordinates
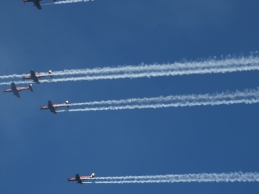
[68,173,95,184]
[22,0,56,10]
[3,83,33,98]
[22,69,52,84]
[40,100,69,114]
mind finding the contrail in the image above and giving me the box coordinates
[1,54,259,81]
[43,0,94,5]
[0,74,29,79]
[54,0,94,4]
[68,89,259,106]
[56,88,259,112]
[50,55,259,76]
[57,99,259,112]
[94,172,259,180]
[82,172,259,184]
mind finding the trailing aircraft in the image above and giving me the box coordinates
[3,83,33,98]
[22,0,56,10]
[68,173,95,184]
[22,69,52,83]
[40,100,69,114]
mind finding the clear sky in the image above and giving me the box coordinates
[1,0,259,193]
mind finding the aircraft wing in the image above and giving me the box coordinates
[48,100,53,107]
[48,101,57,113]
[33,77,40,83]
[11,83,20,97]
[51,109,57,114]
[11,83,16,90]
[75,174,83,184]
[33,0,42,10]
[76,174,80,180]
[14,91,20,98]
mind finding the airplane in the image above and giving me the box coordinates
[68,173,95,184]
[22,0,56,10]
[3,83,33,98]
[22,69,53,84]
[40,100,69,114]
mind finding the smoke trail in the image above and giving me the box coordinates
[1,54,259,80]
[50,56,259,76]
[94,172,259,181]
[0,74,29,79]
[54,0,94,5]
[0,81,32,86]
[69,89,259,106]
[41,0,94,5]
[82,172,259,184]
[1,61,258,86]
[56,88,259,112]
[57,99,259,112]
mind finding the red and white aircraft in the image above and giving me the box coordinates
[3,82,33,98]
[40,100,69,114]
[22,0,56,10]
[22,69,52,84]
[68,173,95,184]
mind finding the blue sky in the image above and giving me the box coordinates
[1,0,259,193]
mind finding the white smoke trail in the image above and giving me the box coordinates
[0,74,30,79]
[57,99,259,112]
[41,0,93,5]
[95,172,259,181]
[69,89,259,106]
[1,62,258,85]
[54,0,94,5]
[56,88,259,112]
[0,81,32,86]
[1,54,259,80]
[50,56,259,76]
[82,172,259,184]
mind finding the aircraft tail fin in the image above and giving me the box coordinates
[29,84,33,92]
[65,100,70,108]
[48,70,53,78]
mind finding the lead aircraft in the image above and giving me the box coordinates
[3,83,33,98]
[40,100,69,114]
[22,0,56,10]
[22,69,52,83]
[68,173,95,184]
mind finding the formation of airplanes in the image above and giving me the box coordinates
[68,173,95,184]
[4,69,69,114]
[4,69,51,97]
[3,69,94,183]
[17,2,96,185]
[22,0,56,10]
